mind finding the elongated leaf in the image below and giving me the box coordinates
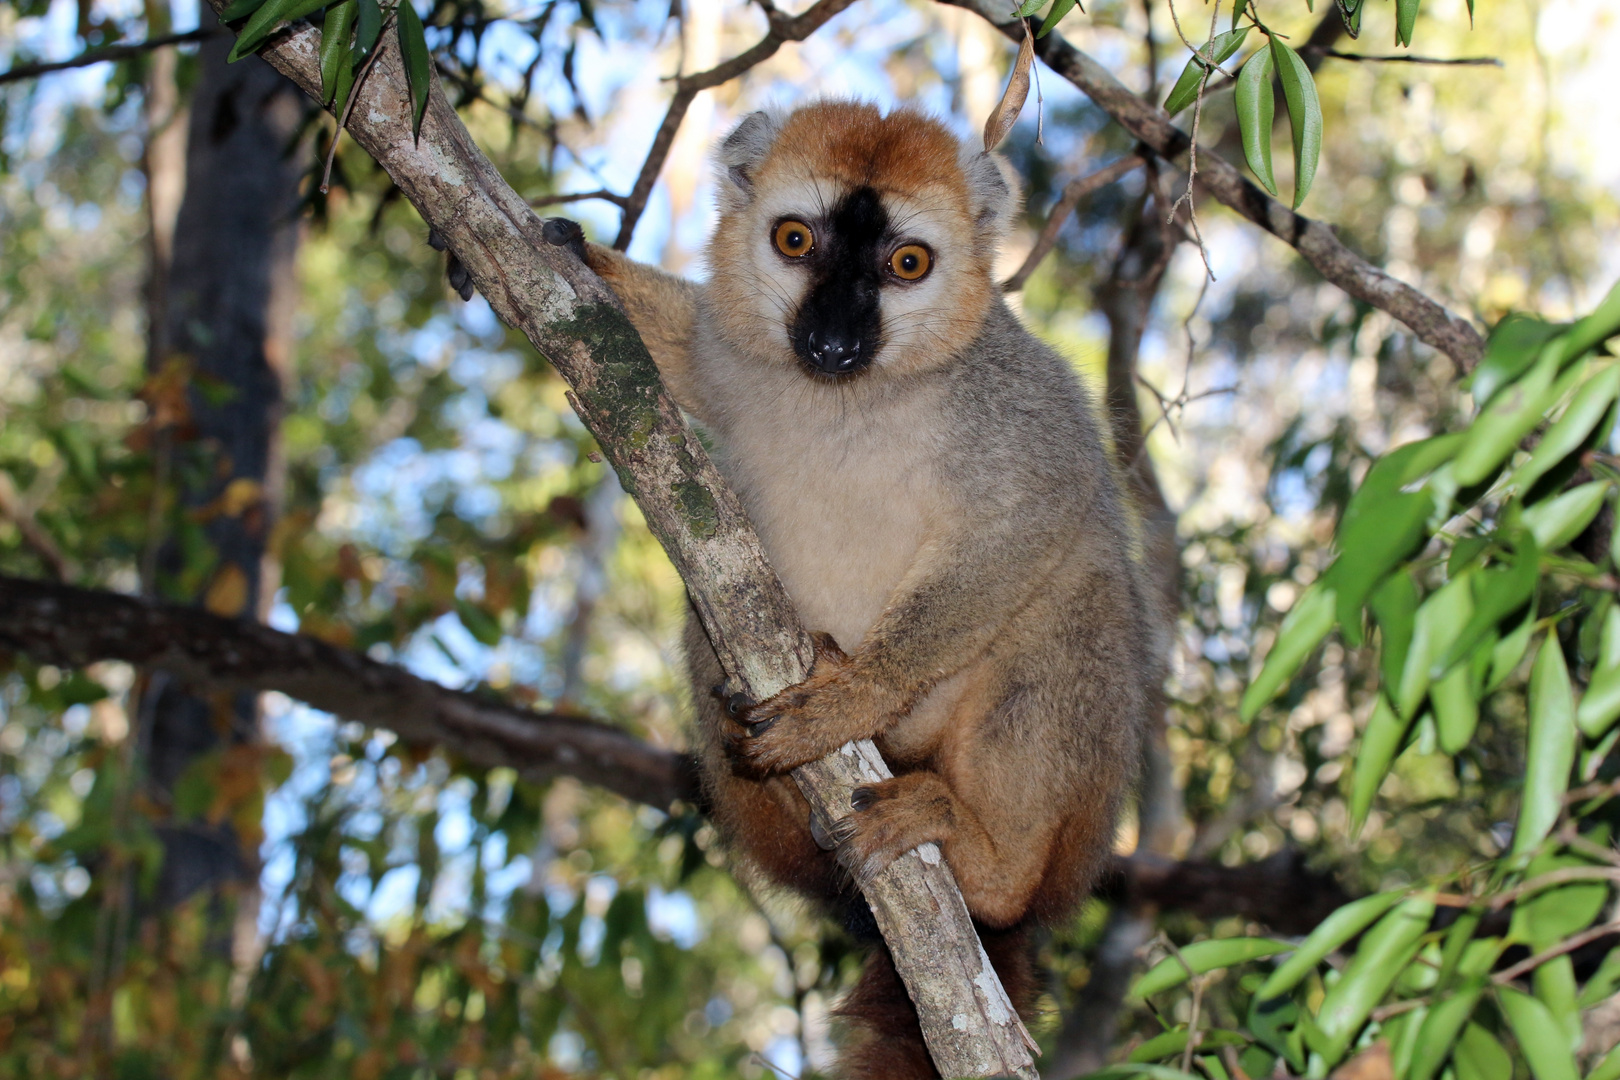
[1395,0,1419,46]
[1385,1006,1427,1079]
[1432,660,1478,754]
[1471,314,1566,407]
[1371,572,1419,696]
[398,0,432,140]
[1312,895,1436,1064]
[1132,938,1292,997]
[228,0,330,61]
[1236,46,1277,196]
[1037,0,1080,37]
[1398,573,1474,718]
[1578,607,1620,736]
[1579,944,1620,1008]
[1512,363,1620,492]
[320,0,358,107]
[1454,343,1564,486]
[1269,39,1322,207]
[1523,481,1609,551]
[1498,987,1579,1080]
[1240,583,1337,719]
[1533,955,1582,1053]
[1351,695,1412,832]
[1257,890,1407,1001]
[1231,0,1248,31]
[1509,851,1608,951]
[1408,979,1486,1080]
[1164,28,1250,115]
[1454,1024,1512,1080]
[1558,276,1620,364]
[1329,491,1433,646]
[1249,995,1305,1073]
[984,22,1035,150]
[1129,1029,1248,1063]
[1015,0,1045,16]
[354,0,381,58]
[220,0,269,19]
[1513,637,1576,856]
[1488,600,1536,691]
[1589,1042,1620,1080]
[1436,536,1540,676]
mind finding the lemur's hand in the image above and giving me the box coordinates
[726,633,898,776]
[541,217,588,262]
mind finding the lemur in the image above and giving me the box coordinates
[545,100,1164,1079]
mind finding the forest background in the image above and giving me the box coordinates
[1,0,1618,1075]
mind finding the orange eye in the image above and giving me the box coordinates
[774,220,814,257]
[889,244,931,281]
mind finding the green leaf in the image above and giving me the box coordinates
[1371,572,1419,696]
[1037,0,1080,37]
[1454,343,1565,487]
[1523,481,1610,551]
[1351,695,1412,832]
[1398,573,1474,719]
[1471,314,1567,407]
[1454,1024,1513,1080]
[1128,1029,1249,1063]
[1498,987,1579,1080]
[1435,536,1540,676]
[1240,583,1337,720]
[1510,853,1610,950]
[1131,938,1292,997]
[1311,895,1436,1064]
[354,0,382,58]
[1249,995,1304,1073]
[456,598,503,646]
[1559,276,1620,364]
[320,0,358,107]
[1513,637,1577,856]
[1395,0,1419,46]
[1015,0,1045,16]
[1231,0,1248,32]
[1533,955,1582,1053]
[1489,603,1537,691]
[1385,1005,1428,1080]
[1432,660,1479,754]
[1578,606,1620,737]
[1329,491,1433,647]
[1235,46,1277,196]
[1512,363,1620,492]
[1580,943,1620,1008]
[1589,1041,1620,1080]
[398,0,432,139]
[1408,979,1486,1080]
[1269,38,1322,207]
[1164,28,1251,115]
[220,0,269,19]
[228,0,330,61]
[1257,890,1407,1001]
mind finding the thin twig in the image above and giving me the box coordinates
[321,15,396,195]
[1492,919,1620,985]
[0,472,73,582]
[1163,0,1221,281]
[530,189,630,209]
[0,28,215,85]
[613,0,859,249]
[1369,997,1429,1023]
[1488,866,1620,910]
[1163,0,1238,79]
[1304,47,1502,66]
[1002,154,1145,291]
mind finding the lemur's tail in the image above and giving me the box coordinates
[832,921,1038,1080]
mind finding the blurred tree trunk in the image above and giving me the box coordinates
[140,13,303,934]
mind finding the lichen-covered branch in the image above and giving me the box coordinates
[946,0,1487,370]
[204,9,1036,1076]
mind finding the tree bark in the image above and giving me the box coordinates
[204,11,1038,1075]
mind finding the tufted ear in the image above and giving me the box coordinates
[960,148,1023,243]
[717,109,785,212]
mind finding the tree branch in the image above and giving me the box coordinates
[0,29,216,85]
[1304,47,1503,66]
[944,0,1487,370]
[612,0,859,250]
[1003,153,1146,292]
[0,572,1355,936]
[208,9,1036,1076]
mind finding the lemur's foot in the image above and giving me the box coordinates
[541,217,587,261]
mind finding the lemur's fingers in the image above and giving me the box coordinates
[541,217,588,262]
[829,774,956,886]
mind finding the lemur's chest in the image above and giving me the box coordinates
[706,375,949,649]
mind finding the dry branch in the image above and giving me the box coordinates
[0,28,216,85]
[0,573,1355,935]
[199,8,1035,1075]
[945,0,1487,370]
[612,0,859,249]
[1004,153,1146,292]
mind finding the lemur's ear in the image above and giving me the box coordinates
[960,149,1022,243]
[718,110,784,210]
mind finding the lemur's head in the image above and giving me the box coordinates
[705,100,1020,381]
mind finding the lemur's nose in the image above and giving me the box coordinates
[807,330,862,374]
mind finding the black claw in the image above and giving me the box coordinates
[542,217,588,261]
[747,716,777,737]
[850,786,878,812]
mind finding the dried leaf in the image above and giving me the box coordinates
[983,21,1036,151]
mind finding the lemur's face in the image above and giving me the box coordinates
[706,102,1019,381]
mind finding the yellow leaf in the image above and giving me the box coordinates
[203,563,250,617]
